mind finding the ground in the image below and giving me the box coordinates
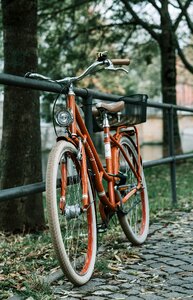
[50,211,193,300]
[1,161,193,299]
[3,210,193,300]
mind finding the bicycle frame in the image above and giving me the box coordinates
[27,54,149,285]
[62,89,143,222]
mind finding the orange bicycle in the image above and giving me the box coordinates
[26,52,149,286]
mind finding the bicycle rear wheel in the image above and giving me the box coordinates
[117,136,149,245]
[46,140,97,286]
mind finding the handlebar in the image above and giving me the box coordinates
[25,54,130,86]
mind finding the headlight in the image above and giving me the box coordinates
[55,109,73,127]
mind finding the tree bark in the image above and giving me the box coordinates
[0,0,45,232]
[160,0,182,156]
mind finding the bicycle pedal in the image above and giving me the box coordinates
[97,223,107,233]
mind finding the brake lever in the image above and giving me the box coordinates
[104,59,129,74]
[25,72,56,83]
[105,66,129,73]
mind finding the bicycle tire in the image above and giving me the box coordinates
[46,140,97,285]
[117,136,149,245]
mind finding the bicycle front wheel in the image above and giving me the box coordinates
[46,140,97,286]
[117,136,149,245]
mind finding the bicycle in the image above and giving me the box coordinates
[26,52,149,286]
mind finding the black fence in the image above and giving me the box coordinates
[0,72,193,204]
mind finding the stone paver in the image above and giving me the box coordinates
[51,211,193,299]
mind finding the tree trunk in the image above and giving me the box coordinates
[0,0,45,232]
[160,0,182,156]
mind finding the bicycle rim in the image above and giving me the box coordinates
[46,140,97,285]
[117,136,149,245]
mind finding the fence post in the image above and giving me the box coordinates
[167,106,177,206]
[82,93,93,139]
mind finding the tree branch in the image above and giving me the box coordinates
[120,0,160,42]
[57,21,138,45]
[174,0,193,33]
[176,38,193,74]
[168,0,180,9]
[148,0,161,14]
[75,21,139,35]
[119,29,136,54]
[38,0,94,21]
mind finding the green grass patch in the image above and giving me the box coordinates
[144,158,193,221]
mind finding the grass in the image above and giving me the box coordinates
[144,158,193,220]
[1,159,193,299]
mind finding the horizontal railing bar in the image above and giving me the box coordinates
[144,152,193,168]
[0,175,80,202]
[1,73,193,112]
[144,157,174,168]
[0,152,192,202]
[0,73,127,101]
[175,153,193,161]
[146,101,193,112]
[0,182,45,202]
[0,72,193,203]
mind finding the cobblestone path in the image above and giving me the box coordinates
[51,212,193,300]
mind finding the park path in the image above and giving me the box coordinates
[51,211,193,300]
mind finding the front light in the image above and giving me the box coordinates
[55,109,73,127]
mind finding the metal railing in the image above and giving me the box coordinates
[0,72,193,204]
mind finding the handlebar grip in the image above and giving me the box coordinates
[111,59,130,66]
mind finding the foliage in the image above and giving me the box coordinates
[38,0,102,76]
[37,0,162,100]
[1,1,191,106]
[0,1,192,98]
[37,0,193,92]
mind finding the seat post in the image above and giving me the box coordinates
[102,112,111,167]
[102,112,116,206]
